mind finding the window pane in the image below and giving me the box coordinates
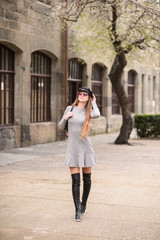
[30,51,51,122]
[68,59,83,80]
[92,64,103,114]
[92,64,102,82]
[68,59,83,105]
[128,70,136,113]
[0,44,14,125]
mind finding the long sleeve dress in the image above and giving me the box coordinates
[59,102,100,167]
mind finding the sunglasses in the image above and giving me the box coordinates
[77,92,89,97]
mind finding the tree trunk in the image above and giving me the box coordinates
[109,53,133,144]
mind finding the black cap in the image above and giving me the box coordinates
[79,86,93,99]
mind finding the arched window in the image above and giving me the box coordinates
[128,70,136,113]
[0,44,14,125]
[92,63,103,114]
[31,51,51,122]
[68,58,83,105]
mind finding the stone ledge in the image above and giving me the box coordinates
[108,114,122,133]
[29,122,56,146]
[89,116,107,135]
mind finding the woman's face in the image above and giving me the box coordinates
[77,91,89,103]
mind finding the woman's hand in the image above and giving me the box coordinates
[92,93,96,103]
[64,111,73,120]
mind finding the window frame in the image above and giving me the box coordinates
[68,58,83,105]
[0,44,15,126]
[128,70,136,113]
[92,63,103,114]
[30,51,51,123]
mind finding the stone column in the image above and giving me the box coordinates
[51,57,58,123]
[148,75,154,113]
[154,71,159,114]
[13,49,24,148]
[142,74,148,113]
[57,31,66,141]
[147,75,152,113]
[21,39,32,146]
[102,68,109,119]
[135,74,142,114]
[106,76,112,133]
[14,50,23,126]
[159,73,160,113]
[86,61,92,89]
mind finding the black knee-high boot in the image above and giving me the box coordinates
[81,172,91,215]
[71,173,82,222]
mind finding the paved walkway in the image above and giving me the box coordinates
[0,132,160,240]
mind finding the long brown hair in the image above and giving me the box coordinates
[72,96,92,139]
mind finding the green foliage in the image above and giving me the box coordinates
[70,1,160,64]
[134,114,160,138]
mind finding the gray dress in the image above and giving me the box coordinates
[59,102,100,167]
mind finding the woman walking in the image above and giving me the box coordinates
[59,87,100,222]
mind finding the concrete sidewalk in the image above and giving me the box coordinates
[0,132,160,240]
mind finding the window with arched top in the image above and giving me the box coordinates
[0,44,14,125]
[128,70,136,113]
[30,51,51,123]
[92,63,103,114]
[68,58,83,105]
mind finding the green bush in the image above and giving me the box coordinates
[134,114,160,138]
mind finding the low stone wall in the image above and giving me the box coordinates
[0,126,21,150]
[0,119,106,150]
[29,122,56,146]
[109,115,122,133]
[89,116,107,135]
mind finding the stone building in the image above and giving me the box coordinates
[0,0,160,150]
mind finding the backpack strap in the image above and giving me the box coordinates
[70,106,74,112]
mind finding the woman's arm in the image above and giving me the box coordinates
[90,93,100,119]
[90,102,100,119]
[59,106,72,130]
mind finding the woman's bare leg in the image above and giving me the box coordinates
[82,167,92,174]
[70,167,80,174]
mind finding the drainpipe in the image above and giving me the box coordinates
[65,24,68,108]
[65,0,68,108]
